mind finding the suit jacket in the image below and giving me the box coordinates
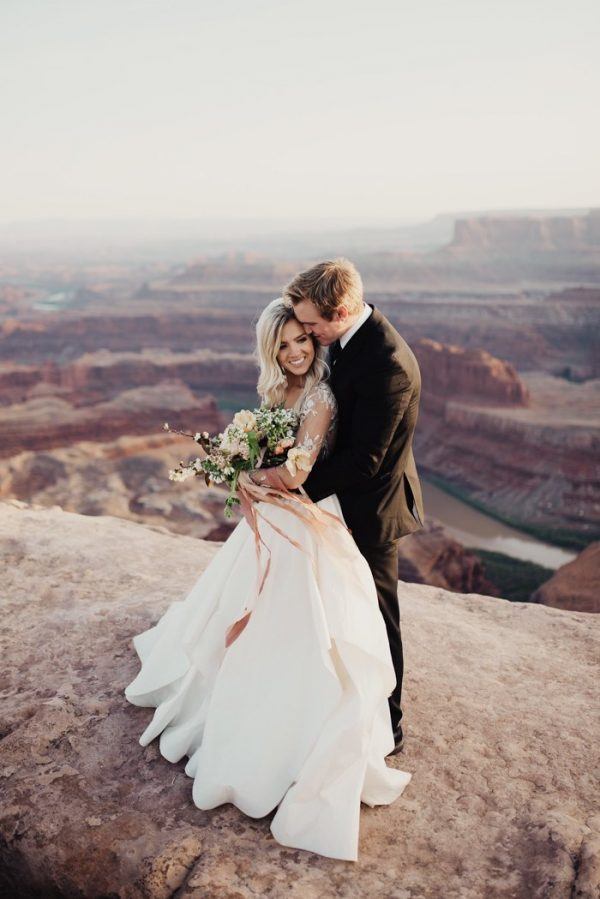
[304,304,425,546]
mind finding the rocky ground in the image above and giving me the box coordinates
[1,500,598,898]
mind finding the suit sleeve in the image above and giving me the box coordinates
[304,363,413,503]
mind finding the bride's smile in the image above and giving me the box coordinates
[277,320,315,383]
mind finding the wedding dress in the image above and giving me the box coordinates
[124,381,412,862]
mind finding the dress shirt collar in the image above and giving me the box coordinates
[339,302,373,349]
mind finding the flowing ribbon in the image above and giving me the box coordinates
[224,467,353,648]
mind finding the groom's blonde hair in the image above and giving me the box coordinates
[284,258,364,320]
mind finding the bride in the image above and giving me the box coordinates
[124,297,412,862]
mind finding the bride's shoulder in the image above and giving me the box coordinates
[300,380,337,416]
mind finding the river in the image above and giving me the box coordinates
[421,479,576,570]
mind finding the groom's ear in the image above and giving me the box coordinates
[334,304,350,321]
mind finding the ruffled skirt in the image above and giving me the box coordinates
[124,494,412,861]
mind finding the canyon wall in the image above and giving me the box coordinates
[355,211,600,285]
[0,382,224,459]
[531,542,600,613]
[413,339,529,405]
[3,286,597,376]
[397,519,499,596]
[1,332,596,547]
[0,310,259,363]
[0,350,258,406]
[0,433,235,541]
[449,210,600,255]
[414,398,599,548]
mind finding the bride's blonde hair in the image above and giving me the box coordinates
[256,297,328,409]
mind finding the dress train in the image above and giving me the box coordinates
[124,494,412,861]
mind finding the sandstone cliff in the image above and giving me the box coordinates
[1,338,596,547]
[531,542,600,613]
[170,252,298,287]
[397,519,499,596]
[0,382,223,459]
[3,285,598,378]
[1,501,598,898]
[448,211,600,256]
[0,310,258,363]
[351,212,600,288]
[0,432,237,540]
[413,338,529,406]
[0,349,258,407]
[415,369,600,548]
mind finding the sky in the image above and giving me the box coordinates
[1,0,599,226]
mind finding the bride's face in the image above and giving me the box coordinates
[277,319,315,378]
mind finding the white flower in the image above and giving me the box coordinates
[163,422,170,431]
[219,425,252,460]
[219,435,233,454]
[220,435,239,455]
[285,447,312,477]
[168,467,194,482]
[232,409,257,433]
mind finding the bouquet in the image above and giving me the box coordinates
[165,405,310,517]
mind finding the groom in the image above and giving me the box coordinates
[284,258,424,755]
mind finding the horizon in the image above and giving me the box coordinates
[0,205,597,265]
[1,203,595,221]
[0,204,595,231]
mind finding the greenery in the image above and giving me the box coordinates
[469,548,554,603]
[168,404,299,518]
[423,471,593,552]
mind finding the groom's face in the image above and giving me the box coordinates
[293,299,350,346]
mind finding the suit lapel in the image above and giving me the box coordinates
[331,304,380,377]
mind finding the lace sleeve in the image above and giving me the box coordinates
[270,383,336,490]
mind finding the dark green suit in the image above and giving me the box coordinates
[304,304,424,734]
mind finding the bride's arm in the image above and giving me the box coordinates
[248,390,333,491]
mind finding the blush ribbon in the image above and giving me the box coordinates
[224,467,352,648]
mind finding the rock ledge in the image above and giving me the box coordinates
[1,501,598,898]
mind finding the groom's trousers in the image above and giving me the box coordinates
[356,539,403,731]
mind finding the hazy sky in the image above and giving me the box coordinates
[1,0,599,225]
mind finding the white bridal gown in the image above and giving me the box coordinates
[124,382,412,861]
